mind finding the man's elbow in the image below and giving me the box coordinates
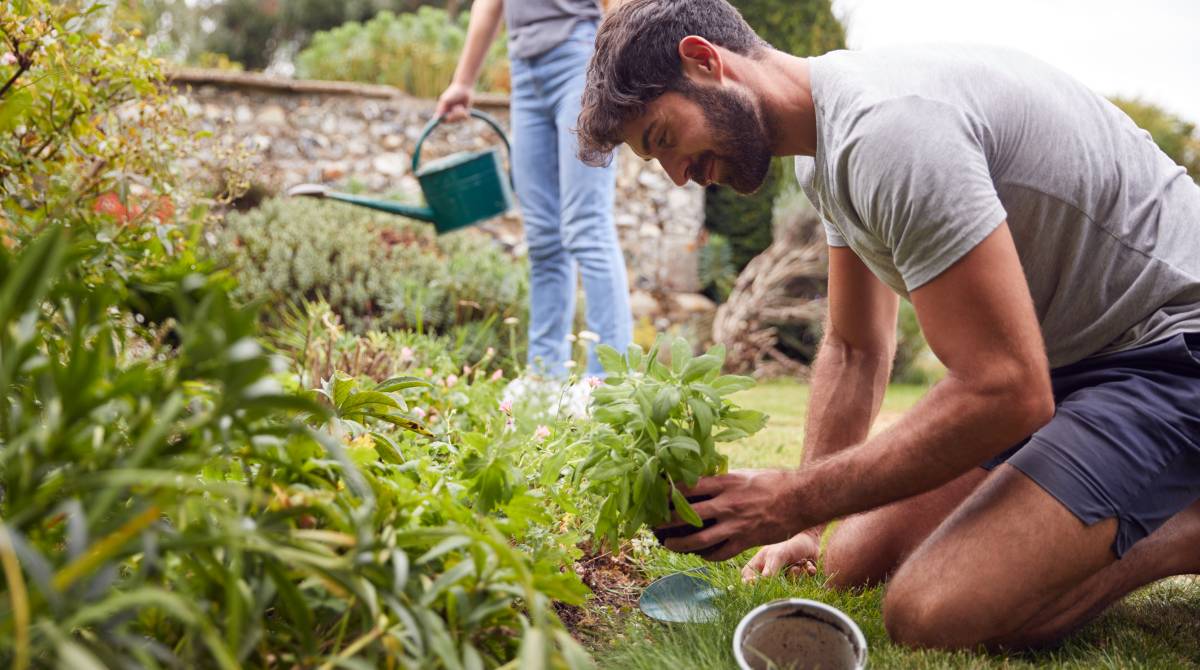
[1002,367,1055,437]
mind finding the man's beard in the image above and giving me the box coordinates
[680,82,773,195]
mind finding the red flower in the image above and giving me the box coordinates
[93,192,128,222]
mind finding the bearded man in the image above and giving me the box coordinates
[575,0,1200,651]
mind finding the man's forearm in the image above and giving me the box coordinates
[802,334,892,469]
[796,333,892,535]
[789,370,1054,531]
[451,0,505,88]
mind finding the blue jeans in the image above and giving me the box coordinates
[510,20,632,377]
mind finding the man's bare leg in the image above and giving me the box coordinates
[823,467,988,589]
[882,464,1200,650]
[998,496,1200,648]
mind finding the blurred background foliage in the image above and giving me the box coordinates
[117,0,459,71]
[1111,96,1200,183]
[295,8,511,98]
[215,197,528,362]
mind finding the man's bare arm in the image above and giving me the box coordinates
[791,221,1053,525]
[668,222,1054,560]
[798,247,899,534]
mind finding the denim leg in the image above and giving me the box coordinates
[510,57,575,376]
[544,33,633,374]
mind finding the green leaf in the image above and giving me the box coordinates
[712,374,756,395]
[670,337,692,374]
[0,88,33,132]
[664,435,701,457]
[651,385,681,425]
[632,456,657,507]
[723,408,769,435]
[595,344,627,374]
[518,627,547,670]
[670,487,703,527]
[626,343,645,371]
[687,397,714,437]
[681,354,721,383]
[417,536,472,565]
[375,376,432,392]
[714,427,750,442]
[0,225,65,327]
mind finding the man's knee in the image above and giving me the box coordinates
[882,562,1007,650]
[824,515,904,590]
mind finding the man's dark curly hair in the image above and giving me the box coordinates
[576,0,770,167]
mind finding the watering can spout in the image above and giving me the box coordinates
[286,183,437,223]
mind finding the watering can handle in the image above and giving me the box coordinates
[411,109,513,177]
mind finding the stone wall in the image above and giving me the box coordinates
[169,69,707,309]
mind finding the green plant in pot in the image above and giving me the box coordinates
[574,337,767,548]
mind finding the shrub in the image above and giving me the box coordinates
[214,197,528,337]
[0,6,587,667]
[295,8,510,98]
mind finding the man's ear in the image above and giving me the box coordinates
[678,35,723,84]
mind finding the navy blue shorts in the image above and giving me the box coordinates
[982,332,1200,557]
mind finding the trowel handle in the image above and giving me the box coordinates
[411,109,512,175]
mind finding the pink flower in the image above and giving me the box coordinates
[588,376,603,388]
[424,367,433,376]
[412,407,426,419]
[462,364,472,376]
[498,400,513,415]
[1,53,16,66]
[399,346,414,363]
[533,425,551,442]
[491,369,504,381]
[445,374,458,387]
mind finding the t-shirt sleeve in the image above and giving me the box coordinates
[844,97,1007,291]
[793,157,849,248]
[822,218,848,247]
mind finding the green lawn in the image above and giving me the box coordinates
[596,379,1200,668]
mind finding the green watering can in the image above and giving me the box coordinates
[287,109,514,234]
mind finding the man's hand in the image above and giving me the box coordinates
[435,82,473,123]
[655,469,807,562]
[741,529,821,582]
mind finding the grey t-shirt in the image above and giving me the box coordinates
[504,0,601,59]
[795,45,1200,368]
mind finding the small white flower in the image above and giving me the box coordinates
[563,360,577,369]
[504,317,519,325]
[578,330,600,343]
[565,333,577,343]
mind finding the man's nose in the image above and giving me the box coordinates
[662,155,689,187]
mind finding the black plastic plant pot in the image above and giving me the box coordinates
[653,493,714,545]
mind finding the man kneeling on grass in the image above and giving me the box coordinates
[575,0,1200,651]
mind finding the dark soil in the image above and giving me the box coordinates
[555,541,649,649]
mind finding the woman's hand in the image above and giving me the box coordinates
[435,82,474,122]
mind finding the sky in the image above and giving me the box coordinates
[830,0,1200,124]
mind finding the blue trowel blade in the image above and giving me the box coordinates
[639,567,722,623]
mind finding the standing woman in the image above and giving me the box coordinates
[437,0,633,378]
